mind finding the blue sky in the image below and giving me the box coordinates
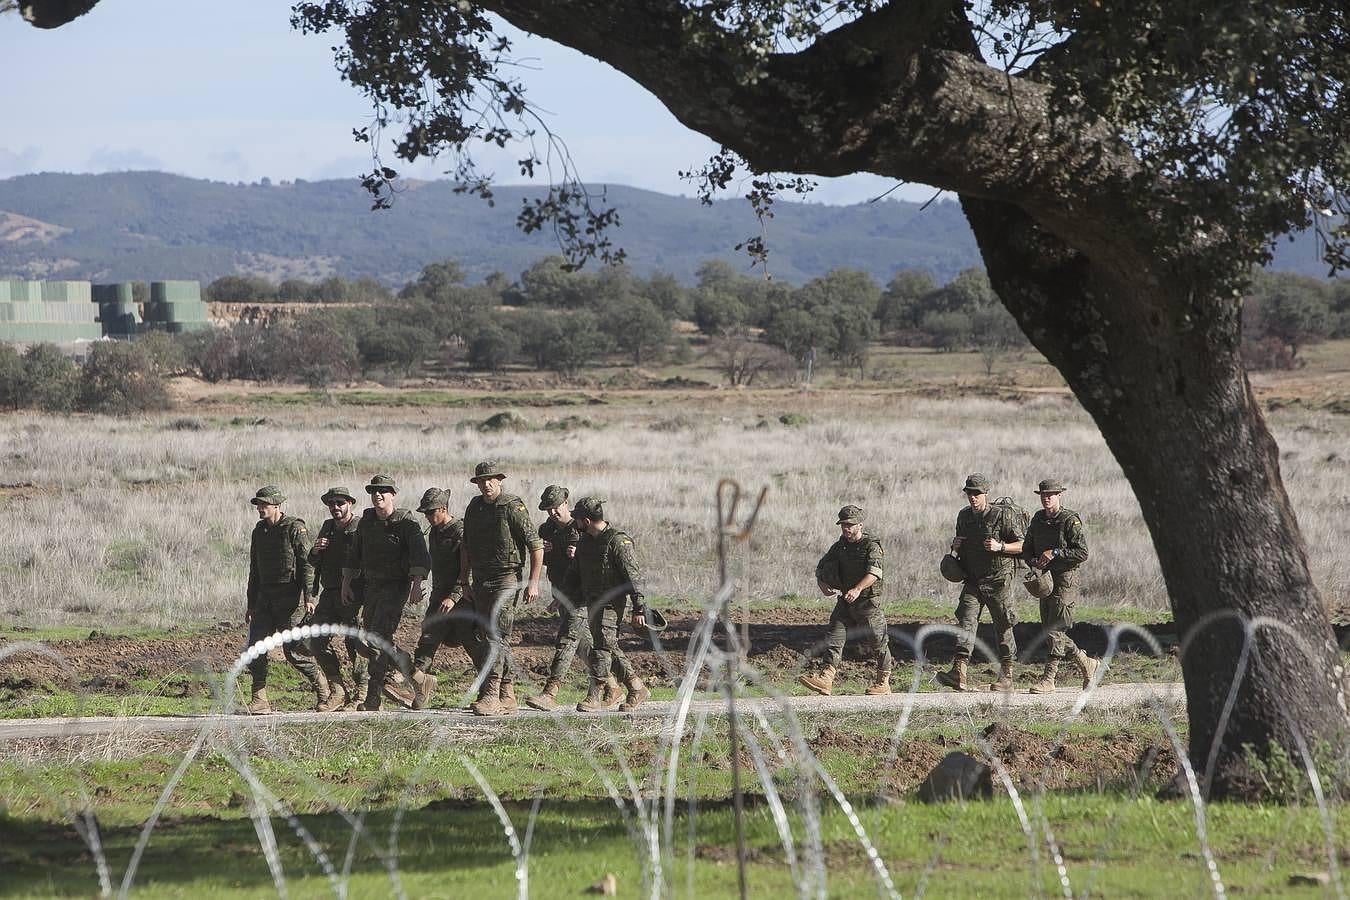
[1,1,933,205]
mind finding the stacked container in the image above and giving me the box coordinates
[0,280,102,342]
[92,282,141,337]
[142,280,211,333]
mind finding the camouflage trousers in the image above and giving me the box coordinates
[588,596,634,685]
[823,594,892,670]
[470,573,521,686]
[545,586,594,683]
[954,576,1017,664]
[357,579,410,691]
[413,595,485,675]
[308,586,367,694]
[247,582,320,692]
[1039,568,1083,660]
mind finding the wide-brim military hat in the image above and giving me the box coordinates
[1034,479,1066,495]
[963,473,991,494]
[250,485,285,506]
[836,504,864,525]
[417,487,450,513]
[470,459,506,483]
[320,486,357,504]
[365,474,398,494]
[539,484,568,511]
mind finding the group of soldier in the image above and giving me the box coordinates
[245,460,649,715]
[245,463,1100,714]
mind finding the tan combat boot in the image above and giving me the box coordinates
[601,675,624,709]
[383,670,415,708]
[525,677,561,711]
[1071,649,1099,689]
[470,675,504,716]
[619,677,650,712]
[934,659,968,691]
[346,673,368,711]
[1028,660,1059,694]
[410,670,438,710]
[576,679,607,712]
[988,661,1015,692]
[316,683,347,713]
[865,665,892,696]
[498,679,518,715]
[798,665,836,696]
[247,688,271,714]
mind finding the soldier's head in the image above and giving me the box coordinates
[321,487,356,523]
[250,485,285,524]
[365,474,398,519]
[1035,479,1065,513]
[470,459,506,501]
[836,505,864,542]
[962,473,990,511]
[417,487,451,526]
[539,485,571,522]
[570,497,607,534]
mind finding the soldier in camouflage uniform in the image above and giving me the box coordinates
[308,486,369,712]
[798,505,891,696]
[341,475,430,711]
[1022,479,1099,693]
[560,497,651,712]
[526,485,623,711]
[406,487,482,709]
[935,474,1025,692]
[245,485,325,714]
[461,460,544,717]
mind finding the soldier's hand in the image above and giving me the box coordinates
[524,581,540,604]
[951,536,964,552]
[305,600,317,615]
[817,579,834,596]
[982,537,1004,552]
[542,539,553,552]
[842,588,860,604]
[631,613,646,629]
[566,544,576,558]
[314,536,329,551]
[438,597,455,614]
[1036,549,1055,569]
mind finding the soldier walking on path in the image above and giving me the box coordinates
[461,460,544,717]
[308,486,368,712]
[935,474,1025,692]
[342,475,429,712]
[562,497,651,712]
[406,487,482,709]
[245,485,326,714]
[798,505,892,697]
[1022,479,1099,693]
[527,486,622,711]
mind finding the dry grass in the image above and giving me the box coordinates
[0,390,1347,629]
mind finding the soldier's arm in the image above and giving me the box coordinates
[246,537,259,613]
[292,522,316,603]
[1061,515,1089,566]
[444,521,466,604]
[341,524,362,605]
[997,510,1024,556]
[509,502,545,601]
[405,522,430,607]
[614,537,647,619]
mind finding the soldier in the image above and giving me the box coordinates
[461,460,544,717]
[560,497,651,712]
[406,487,482,709]
[308,486,368,712]
[245,485,325,713]
[1022,479,1099,693]
[341,474,430,711]
[798,505,891,697]
[935,474,1025,692]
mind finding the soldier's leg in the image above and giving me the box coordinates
[413,595,455,675]
[604,598,634,686]
[985,579,1017,664]
[860,599,892,695]
[547,600,590,683]
[953,587,982,661]
[308,592,346,685]
[823,597,850,668]
[275,593,321,690]
[360,585,406,709]
[496,583,520,689]
[246,605,276,693]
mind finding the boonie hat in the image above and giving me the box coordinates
[251,485,285,506]
[836,504,864,525]
[539,484,569,511]
[963,473,991,494]
[570,497,605,521]
[470,459,506,483]
[1035,479,1066,495]
[320,486,357,504]
[365,474,398,494]
[417,487,450,513]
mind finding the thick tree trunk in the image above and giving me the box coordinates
[962,197,1349,796]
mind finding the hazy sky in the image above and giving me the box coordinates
[1,1,934,205]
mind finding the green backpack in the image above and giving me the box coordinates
[991,497,1031,570]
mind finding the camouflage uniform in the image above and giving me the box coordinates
[952,500,1024,665]
[816,528,889,672]
[463,484,543,690]
[560,513,646,691]
[538,496,591,683]
[344,478,430,709]
[307,490,366,701]
[246,494,320,695]
[412,501,481,674]
[1022,502,1090,660]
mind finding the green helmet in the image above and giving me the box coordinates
[939,553,966,583]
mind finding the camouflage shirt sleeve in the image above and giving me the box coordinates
[1061,514,1089,567]
[289,519,315,600]
[508,500,544,552]
[343,519,364,581]
[247,527,260,608]
[404,518,431,580]
[1000,507,1026,543]
[612,532,646,616]
[865,538,885,583]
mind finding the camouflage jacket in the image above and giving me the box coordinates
[343,508,430,582]
[308,515,360,594]
[248,514,313,606]
[1022,507,1089,573]
[463,493,543,581]
[955,504,1024,581]
[816,532,885,601]
[538,516,581,585]
[427,518,466,603]
[560,525,646,615]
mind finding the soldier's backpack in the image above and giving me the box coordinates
[991,496,1032,570]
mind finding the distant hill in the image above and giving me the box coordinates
[0,171,1333,287]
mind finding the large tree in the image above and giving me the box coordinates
[22,0,1350,796]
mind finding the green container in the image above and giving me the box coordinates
[93,283,136,305]
[150,281,202,304]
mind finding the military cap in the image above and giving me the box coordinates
[836,504,864,525]
[417,487,450,513]
[250,484,286,506]
[570,496,606,521]
[365,474,398,494]
[470,459,506,483]
[962,473,991,494]
[539,484,569,511]
[320,486,357,504]
[1035,478,1066,495]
